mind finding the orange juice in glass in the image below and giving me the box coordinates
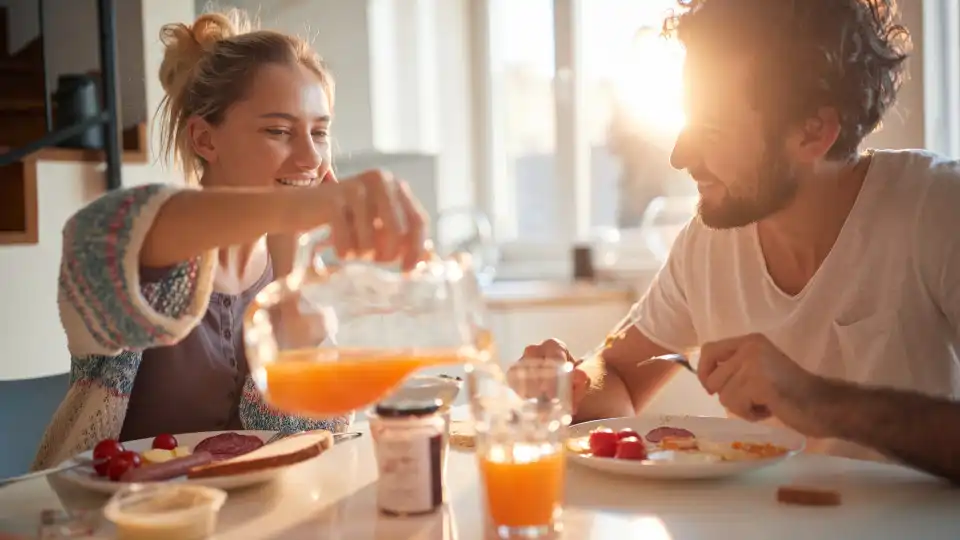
[243,226,494,418]
[480,445,565,529]
[470,361,572,538]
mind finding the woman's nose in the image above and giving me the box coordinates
[293,137,323,170]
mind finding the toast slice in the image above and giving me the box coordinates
[186,431,334,479]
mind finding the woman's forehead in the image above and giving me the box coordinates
[238,63,331,120]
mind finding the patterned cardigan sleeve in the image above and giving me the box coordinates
[32,184,217,470]
[57,183,217,355]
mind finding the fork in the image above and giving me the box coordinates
[265,430,302,444]
[265,431,363,445]
[0,458,105,487]
[637,351,699,374]
[638,351,771,417]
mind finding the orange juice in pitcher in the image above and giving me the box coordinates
[243,222,495,417]
[261,346,485,417]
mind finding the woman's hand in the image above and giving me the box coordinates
[296,169,429,270]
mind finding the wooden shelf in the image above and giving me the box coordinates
[0,159,38,245]
[0,123,147,246]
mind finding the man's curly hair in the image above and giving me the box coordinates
[663,0,911,160]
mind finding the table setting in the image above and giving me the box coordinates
[2,229,959,539]
[2,376,959,539]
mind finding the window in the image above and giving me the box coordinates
[476,0,695,276]
[580,0,692,231]
[487,0,557,242]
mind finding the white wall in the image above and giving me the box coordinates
[0,160,183,381]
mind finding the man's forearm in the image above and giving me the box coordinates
[572,355,635,423]
[803,379,960,483]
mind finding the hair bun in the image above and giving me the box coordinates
[191,11,251,49]
[158,9,255,97]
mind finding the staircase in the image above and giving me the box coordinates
[0,1,146,245]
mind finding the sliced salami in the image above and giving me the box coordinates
[194,433,265,460]
[645,426,695,443]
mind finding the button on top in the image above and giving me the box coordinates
[223,297,233,308]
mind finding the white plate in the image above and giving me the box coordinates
[567,416,805,480]
[56,430,290,494]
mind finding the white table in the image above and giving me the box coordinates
[1,423,958,540]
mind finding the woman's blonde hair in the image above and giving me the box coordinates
[157,9,335,183]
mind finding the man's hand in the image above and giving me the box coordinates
[697,333,830,437]
[512,339,591,414]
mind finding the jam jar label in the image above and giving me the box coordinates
[375,434,443,514]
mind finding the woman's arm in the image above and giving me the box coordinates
[139,186,318,268]
[59,182,335,355]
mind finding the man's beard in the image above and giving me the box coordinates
[697,150,798,230]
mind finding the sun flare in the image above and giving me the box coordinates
[613,29,687,138]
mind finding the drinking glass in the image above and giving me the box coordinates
[243,227,494,419]
[468,360,572,538]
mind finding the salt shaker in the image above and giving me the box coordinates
[369,398,447,516]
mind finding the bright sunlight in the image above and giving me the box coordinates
[613,28,687,138]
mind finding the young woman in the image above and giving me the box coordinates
[31,10,427,469]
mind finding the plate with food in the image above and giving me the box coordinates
[566,415,805,479]
[56,430,335,494]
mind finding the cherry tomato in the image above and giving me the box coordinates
[117,450,142,468]
[107,456,135,481]
[92,439,124,477]
[152,434,179,451]
[614,436,648,460]
[588,428,619,458]
[617,428,640,440]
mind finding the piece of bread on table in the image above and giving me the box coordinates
[187,431,334,479]
[448,421,476,451]
[776,485,842,506]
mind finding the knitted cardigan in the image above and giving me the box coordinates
[31,184,350,470]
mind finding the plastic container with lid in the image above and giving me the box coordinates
[102,483,228,540]
[369,397,448,516]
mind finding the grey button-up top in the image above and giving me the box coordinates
[119,264,273,441]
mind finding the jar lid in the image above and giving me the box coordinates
[374,398,443,418]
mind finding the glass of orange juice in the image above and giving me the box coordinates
[469,361,572,538]
[243,227,494,419]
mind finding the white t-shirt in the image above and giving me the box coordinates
[633,149,960,461]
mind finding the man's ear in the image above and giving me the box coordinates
[791,107,842,162]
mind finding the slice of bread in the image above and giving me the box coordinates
[186,431,334,479]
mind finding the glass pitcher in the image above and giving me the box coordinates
[243,228,495,419]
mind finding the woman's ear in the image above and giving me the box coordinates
[187,116,218,164]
